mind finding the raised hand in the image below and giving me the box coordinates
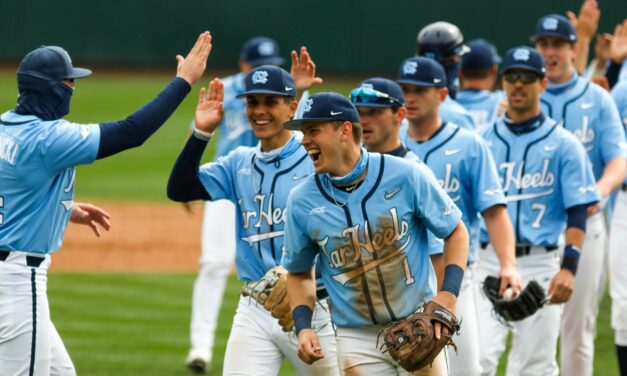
[194,78,224,133]
[290,46,323,93]
[566,0,600,41]
[70,202,111,237]
[609,20,627,64]
[176,31,213,85]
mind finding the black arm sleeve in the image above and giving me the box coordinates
[97,77,191,159]
[605,61,622,90]
[566,204,588,232]
[167,134,211,202]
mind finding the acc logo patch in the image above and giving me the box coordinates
[252,71,269,84]
[542,17,558,30]
[513,48,530,61]
[303,98,313,113]
[403,61,418,75]
[258,41,274,56]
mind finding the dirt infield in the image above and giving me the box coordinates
[52,201,204,272]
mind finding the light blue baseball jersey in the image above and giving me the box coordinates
[456,89,505,129]
[282,153,462,327]
[212,72,258,158]
[480,116,599,246]
[198,134,312,282]
[541,73,626,181]
[0,111,100,254]
[400,122,506,263]
[440,96,476,130]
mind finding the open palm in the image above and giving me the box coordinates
[195,78,224,133]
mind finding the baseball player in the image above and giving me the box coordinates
[185,36,285,373]
[0,33,212,376]
[396,56,520,376]
[475,46,599,376]
[457,39,505,129]
[609,66,627,376]
[280,91,470,375]
[532,14,627,375]
[167,65,338,375]
[415,21,477,130]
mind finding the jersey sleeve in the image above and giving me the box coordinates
[197,151,238,201]
[412,163,463,239]
[42,120,101,174]
[560,133,600,209]
[470,136,507,213]
[597,89,627,162]
[427,231,444,255]
[282,191,319,273]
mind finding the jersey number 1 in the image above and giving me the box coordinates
[402,257,415,285]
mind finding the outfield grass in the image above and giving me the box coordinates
[48,273,619,376]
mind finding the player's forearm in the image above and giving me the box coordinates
[597,157,627,198]
[483,205,516,269]
[574,38,591,75]
[442,221,470,269]
[167,133,211,202]
[565,227,586,249]
[97,77,191,159]
[286,270,317,309]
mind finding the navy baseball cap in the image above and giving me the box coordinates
[502,46,546,76]
[350,78,405,108]
[240,36,285,67]
[397,57,447,87]
[284,92,360,131]
[237,65,295,98]
[462,39,502,70]
[531,14,577,43]
[17,46,92,81]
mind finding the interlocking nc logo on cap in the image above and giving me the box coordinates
[252,71,269,84]
[542,18,559,31]
[360,83,374,90]
[258,42,275,56]
[403,61,418,75]
[303,98,313,113]
[513,49,530,61]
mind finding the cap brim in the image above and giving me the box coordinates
[66,67,92,79]
[247,57,285,67]
[236,89,295,98]
[502,64,546,75]
[530,32,576,43]
[353,102,398,108]
[284,117,338,131]
[396,78,443,87]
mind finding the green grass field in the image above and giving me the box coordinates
[0,70,620,375]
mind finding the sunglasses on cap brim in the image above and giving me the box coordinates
[349,87,403,107]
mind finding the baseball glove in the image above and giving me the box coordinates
[482,275,546,322]
[241,266,294,331]
[380,301,460,372]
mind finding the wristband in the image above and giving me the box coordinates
[293,305,313,335]
[441,264,464,297]
[192,127,214,141]
[561,244,581,275]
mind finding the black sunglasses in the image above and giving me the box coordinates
[503,71,541,84]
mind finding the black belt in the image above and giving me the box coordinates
[480,243,557,257]
[316,288,329,300]
[0,249,46,268]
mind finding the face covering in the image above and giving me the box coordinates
[15,74,73,121]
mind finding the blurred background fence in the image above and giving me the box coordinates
[0,0,625,75]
